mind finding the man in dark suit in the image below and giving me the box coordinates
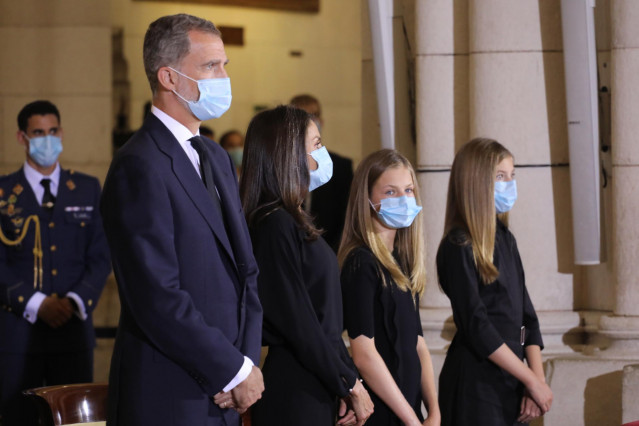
[101,14,263,426]
[0,100,111,426]
[290,94,354,252]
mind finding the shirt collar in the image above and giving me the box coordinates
[23,161,61,189]
[151,105,199,147]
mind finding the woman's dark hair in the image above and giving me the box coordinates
[239,105,321,240]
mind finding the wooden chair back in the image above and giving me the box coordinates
[23,383,108,426]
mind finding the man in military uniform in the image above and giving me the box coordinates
[0,100,111,426]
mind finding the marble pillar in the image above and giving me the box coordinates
[599,0,639,355]
[414,0,469,353]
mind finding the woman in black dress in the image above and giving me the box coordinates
[239,105,373,426]
[436,138,553,425]
[339,149,440,426]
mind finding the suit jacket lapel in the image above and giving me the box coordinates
[206,144,250,285]
[145,115,237,267]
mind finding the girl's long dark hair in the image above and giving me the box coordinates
[239,105,321,240]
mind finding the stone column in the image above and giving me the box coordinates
[598,0,639,355]
[0,0,112,180]
[414,0,469,352]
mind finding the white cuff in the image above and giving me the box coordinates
[24,292,46,324]
[222,356,254,393]
[66,292,88,321]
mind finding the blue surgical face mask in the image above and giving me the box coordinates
[169,67,232,121]
[308,146,333,191]
[370,195,422,229]
[494,180,517,213]
[26,134,63,167]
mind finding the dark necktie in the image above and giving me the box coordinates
[189,136,222,214]
[41,178,55,210]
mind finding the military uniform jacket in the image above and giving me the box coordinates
[0,167,111,354]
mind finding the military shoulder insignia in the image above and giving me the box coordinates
[13,184,23,195]
[66,179,76,191]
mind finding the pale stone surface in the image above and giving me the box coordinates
[420,307,455,351]
[361,59,382,158]
[393,17,416,164]
[610,49,639,165]
[622,364,639,423]
[509,166,574,310]
[611,0,639,48]
[469,0,562,52]
[469,51,569,165]
[595,0,612,51]
[417,172,451,309]
[536,311,583,355]
[611,166,639,315]
[0,0,109,26]
[574,263,615,312]
[415,0,468,55]
[0,27,111,95]
[544,356,634,426]
[415,54,469,168]
[599,316,639,354]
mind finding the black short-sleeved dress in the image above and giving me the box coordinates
[250,209,359,426]
[341,247,424,425]
[436,221,543,426]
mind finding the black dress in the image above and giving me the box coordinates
[341,247,424,425]
[436,221,543,426]
[250,209,359,426]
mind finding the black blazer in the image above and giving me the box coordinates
[102,114,262,426]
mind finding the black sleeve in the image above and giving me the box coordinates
[341,249,380,340]
[436,238,504,359]
[253,212,357,397]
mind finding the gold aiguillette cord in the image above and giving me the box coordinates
[0,215,43,290]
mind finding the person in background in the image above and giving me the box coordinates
[290,94,353,252]
[101,14,263,426]
[339,149,440,426]
[0,100,111,426]
[200,125,215,140]
[219,129,244,176]
[436,138,552,425]
[240,105,373,426]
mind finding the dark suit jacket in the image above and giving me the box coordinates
[310,151,353,252]
[101,114,262,426]
[0,168,110,354]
